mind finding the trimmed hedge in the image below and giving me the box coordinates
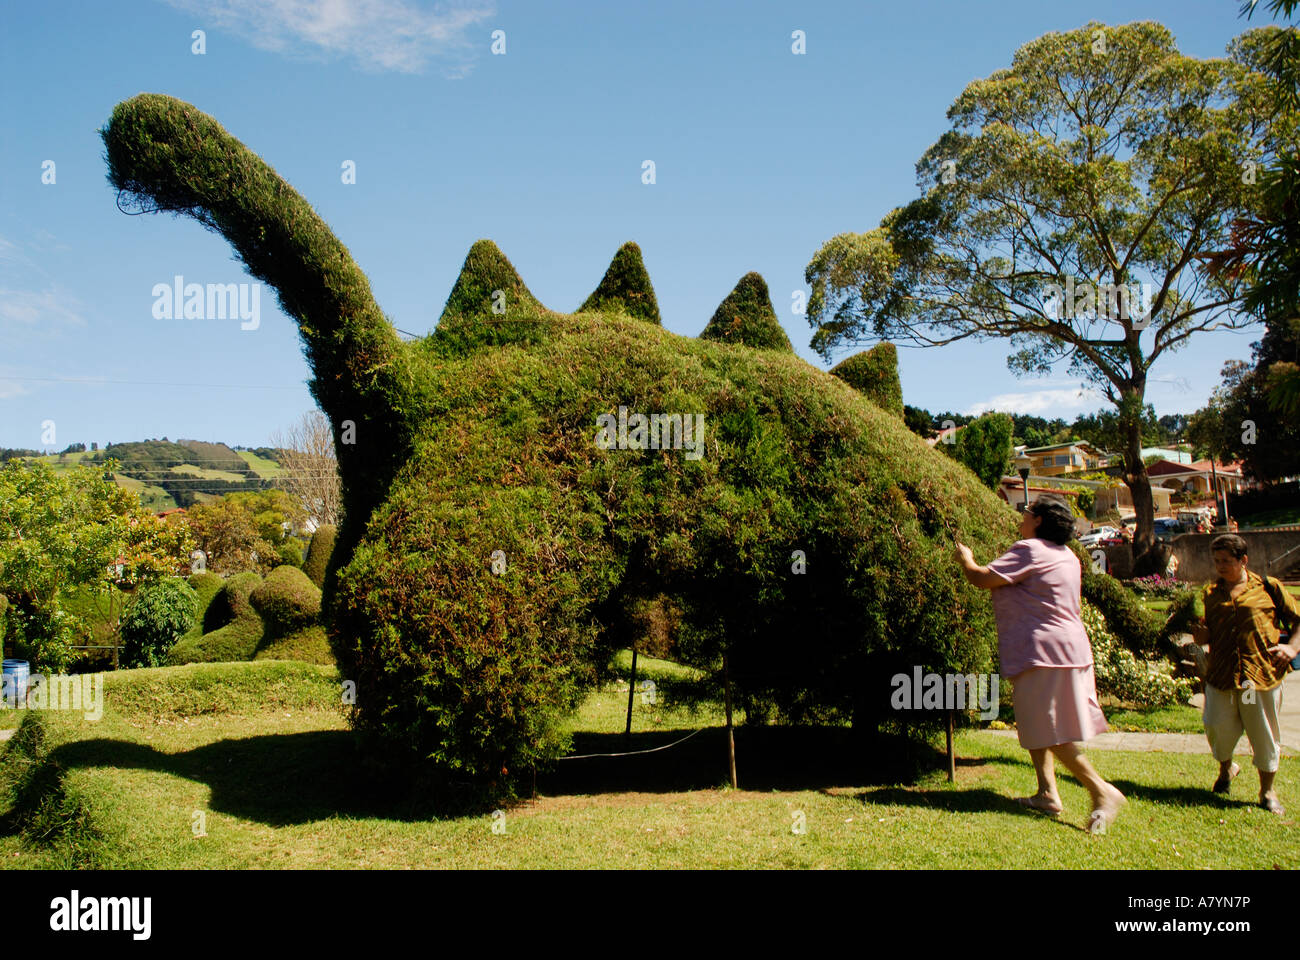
[829,343,904,417]
[699,272,793,352]
[105,94,1023,792]
[250,565,321,635]
[119,578,198,668]
[166,572,265,665]
[579,242,661,325]
[254,624,334,665]
[302,525,336,590]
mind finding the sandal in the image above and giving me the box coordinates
[1016,795,1062,817]
[1212,762,1241,795]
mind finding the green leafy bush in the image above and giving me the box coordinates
[579,242,661,325]
[250,566,321,635]
[120,578,199,668]
[1083,601,1193,707]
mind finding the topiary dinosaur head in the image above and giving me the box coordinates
[103,94,1020,787]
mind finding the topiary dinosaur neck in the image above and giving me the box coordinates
[101,93,413,537]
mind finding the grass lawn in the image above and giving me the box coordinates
[2,658,1294,870]
[237,450,282,478]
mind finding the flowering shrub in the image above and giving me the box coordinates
[1125,574,1193,599]
[1082,600,1193,707]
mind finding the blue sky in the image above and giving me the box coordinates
[0,0,1275,450]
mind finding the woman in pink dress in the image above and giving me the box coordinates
[954,494,1127,833]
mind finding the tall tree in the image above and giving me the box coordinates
[270,410,342,528]
[943,413,1014,490]
[805,21,1277,573]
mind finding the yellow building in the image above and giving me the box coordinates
[1021,439,1110,477]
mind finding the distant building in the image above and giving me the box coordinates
[1020,439,1111,477]
[1141,446,1192,464]
[1146,459,1246,498]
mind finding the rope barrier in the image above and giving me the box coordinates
[557,726,706,760]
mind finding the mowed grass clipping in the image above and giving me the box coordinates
[0,659,1295,870]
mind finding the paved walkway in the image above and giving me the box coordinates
[984,671,1300,755]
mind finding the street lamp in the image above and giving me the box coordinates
[1015,454,1033,510]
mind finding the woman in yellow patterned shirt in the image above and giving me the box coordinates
[1192,534,1300,815]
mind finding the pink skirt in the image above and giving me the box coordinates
[1011,665,1109,749]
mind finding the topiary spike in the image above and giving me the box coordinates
[578,241,661,325]
[438,239,544,324]
[699,271,793,352]
[829,343,904,416]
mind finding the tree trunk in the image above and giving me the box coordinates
[1121,394,1162,577]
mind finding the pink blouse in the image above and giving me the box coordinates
[985,538,1094,679]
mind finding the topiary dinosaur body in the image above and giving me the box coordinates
[103,94,1020,785]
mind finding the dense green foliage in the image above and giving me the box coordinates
[119,578,199,668]
[105,94,1021,791]
[302,525,336,589]
[578,242,661,325]
[1069,542,1164,657]
[166,572,265,664]
[699,273,793,352]
[829,343,903,416]
[943,413,1014,491]
[0,459,192,671]
[805,21,1282,572]
[250,566,332,665]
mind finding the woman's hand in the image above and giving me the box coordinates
[1268,642,1298,670]
[953,542,975,568]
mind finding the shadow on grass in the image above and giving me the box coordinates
[536,726,1010,796]
[1,724,1018,828]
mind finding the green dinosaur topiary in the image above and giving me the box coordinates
[104,94,1020,789]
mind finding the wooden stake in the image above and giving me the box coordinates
[723,650,738,788]
[946,709,956,782]
[625,644,638,743]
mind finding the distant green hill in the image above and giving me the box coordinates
[21,439,283,510]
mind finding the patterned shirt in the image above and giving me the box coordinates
[1201,572,1300,692]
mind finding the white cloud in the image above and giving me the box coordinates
[164,0,496,75]
[0,288,87,331]
[0,379,30,400]
[962,383,1105,417]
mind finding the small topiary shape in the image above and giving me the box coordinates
[829,343,904,417]
[250,565,322,635]
[302,525,336,590]
[167,571,265,664]
[578,242,661,325]
[439,239,545,324]
[699,272,793,352]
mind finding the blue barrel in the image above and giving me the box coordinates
[2,660,29,708]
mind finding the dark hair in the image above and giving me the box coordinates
[1210,534,1248,560]
[1027,494,1075,545]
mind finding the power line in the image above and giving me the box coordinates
[1,375,307,391]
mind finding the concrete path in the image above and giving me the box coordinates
[984,671,1300,755]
